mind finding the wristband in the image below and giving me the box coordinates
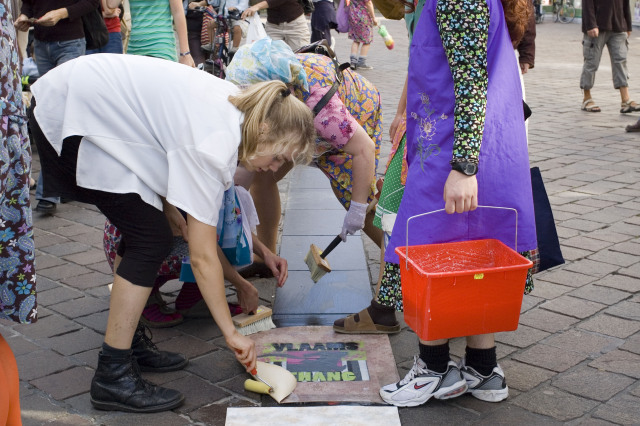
[179,51,191,57]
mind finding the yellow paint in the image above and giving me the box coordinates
[244,379,271,395]
[474,273,484,280]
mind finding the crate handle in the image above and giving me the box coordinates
[404,206,519,269]
[379,187,404,221]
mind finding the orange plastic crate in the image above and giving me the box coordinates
[395,239,533,341]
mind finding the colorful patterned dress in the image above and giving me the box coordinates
[348,0,375,44]
[0,2,37,324]
[293,53,383,208]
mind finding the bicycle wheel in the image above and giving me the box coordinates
[559,4,575,23]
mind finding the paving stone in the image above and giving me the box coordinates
[495,325,550,348]
[520,294,544,313]
[176,317,224,342]
[587,249,639,267]
[552,365,635,401]
[577,314,640,339]
[46,413,95,425]
[34,232,70,249]
[35,252,67,269]
[5,333,41,356]
[559,246,592,262]
[38,263,93,281]
[13,313,81,339]
[620,332,640,355]
[30,366,93,400]
[511,386,599,421]
[568,284,631,305]
[529,280,574,300]
[592,394,640,425]
[99,411,192,426]
[53,223,98,237]
[49,296,109,319]
[537,269,597,288]
[585,229,634,243]
[43,327,104,356]
[190,398,259,426]
[35,275,61,292]
[186,349,245,383]
[166,374,231,414]
[605,301,640,321]
[609,240,640,255]
[619,262,640,279]
[593,274,640,292]
[63,248,109,266]
[17,349,75,380]
[540,295,606,319]
[19,390,69,425]
[588,350,640,379]
[39,241,93,257]
[75,310,109,334]
[37,285,83,307]
[68,231,104,249]
[563,259,620,279]
[519,308,579,333]
[559,219,606,232]
[154,334,215,360]
[500,359,555,392]
[544,329,623,356]
[512,344,587,373]
[388,327,419,365]
[561,236,613,251]
[61,271,114,290]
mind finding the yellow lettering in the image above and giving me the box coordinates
[312,372,326,382]
[298,372,311,382]
[342,371,356,381]
[327,372,341,381]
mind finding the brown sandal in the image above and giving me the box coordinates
[333,307,400,334]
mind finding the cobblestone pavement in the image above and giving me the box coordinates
[1,16,639,425]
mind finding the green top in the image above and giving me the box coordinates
[127,0,178,62]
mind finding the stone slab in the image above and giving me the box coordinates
[251,326,399,404]
[226,406,401,426]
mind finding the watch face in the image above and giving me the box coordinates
[465,163,477,175]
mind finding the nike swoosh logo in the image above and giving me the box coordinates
[414,382,431,390]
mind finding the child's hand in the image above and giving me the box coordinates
[235,280,259,314]
[263,252,288,287]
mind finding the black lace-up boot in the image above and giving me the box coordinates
[131,324,188,372]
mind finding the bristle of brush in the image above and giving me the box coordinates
[233,306,276,336]
[235,316,276,336]
[304,244,331,283]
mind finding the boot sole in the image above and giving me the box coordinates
[90,394,185,413]
[138,358,189,373]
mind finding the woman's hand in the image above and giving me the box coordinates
[14,14,32,32]
[163,200,188,240]
[443,170,478,214]
[241,5,257,19]
[227,331,256,373]
[389,112,403,140]
[262,252,288,287]
[36,8,68,27]
[235,279,259,314]
[179,53,196,68]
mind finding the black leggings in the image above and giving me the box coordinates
[30,108,173,288]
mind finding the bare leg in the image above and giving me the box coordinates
[583,88,592,103]
[104,256,152,349]
[619,86,630,102]
[250,162,294,254]
[360,43,371,57]
[466,333,495,349]
[232,25,242,49]
[350,41,360,56]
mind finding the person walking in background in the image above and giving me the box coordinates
[86,0,123,54]
[240,0,311,52]
[110,0,195,67]
[580,0,639,114]
[14,0,100,215]
[311,0,338,47]
[1,1,37,423]
[348,0,378,70]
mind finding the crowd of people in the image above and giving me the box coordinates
[2,0,638,422]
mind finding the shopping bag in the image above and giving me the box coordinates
[336,0,350,33]
[530,167,564,273]
[246,13,268,44]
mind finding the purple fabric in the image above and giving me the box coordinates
[385,0,537,265]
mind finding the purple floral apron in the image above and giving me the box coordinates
[385,0,537,265]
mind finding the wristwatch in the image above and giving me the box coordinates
[451,161,478,176]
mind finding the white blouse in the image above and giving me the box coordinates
[31,54,243,227]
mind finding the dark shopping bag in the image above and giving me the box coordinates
[83,6,109,50]
[530,167,564,273]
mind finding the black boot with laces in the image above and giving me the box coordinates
[132,324,189,372]
[90,348,184,413]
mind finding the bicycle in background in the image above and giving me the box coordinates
[200,8,243,79]
[553,0,575,23]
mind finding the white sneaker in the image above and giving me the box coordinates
[380,356,467,407]
[459,357,509,402]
